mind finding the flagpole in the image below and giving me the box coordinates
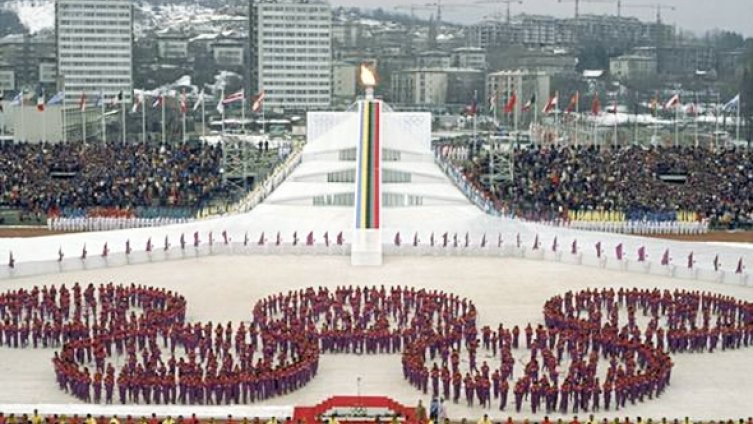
[141,94,146,144]
[472,89,478,157]
[735,95,741,145]
[613,99,618,148]
[20,90,25,142]
[201,94,206,139]
[574,91,579,147]
[62,87,67,144]
[101,92,106,145]
[182,106,187,144]
[241,93,246,135]
[554,91,559,145]
[220,88,225,136]
[674,98,679,147]
[81,95,86,144]
[161,93,166,144]
[121,96,126,145]
[714,93,719,148]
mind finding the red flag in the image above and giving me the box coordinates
[542,93,558,114]
[37,92,45,112]
[394,232,401,247]
[306,231,315,246]
[591,92,601,115]
[664,94,680,109]
[252,91,265,113]
[661,249,670,266]
[565,91,579,113]
[503,92,517,114]
[615,243,623,260]
[180,90,188,115]
[637,246,646,262]
[258,232,266,246]
[79,92,87,112]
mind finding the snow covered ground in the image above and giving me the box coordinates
[1,255,753,420]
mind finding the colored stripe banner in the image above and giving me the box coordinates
[355,100,381,229]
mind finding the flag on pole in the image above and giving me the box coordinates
[615,243,623,260]
[664,94,680,109]
[637,246,646,262]
[132,91,144,113]
[661,249,670,266]
[102,242,109,258]
[713,254,720,271]
[565,91,579,114]
[79,92,87,112]
[542,93,558,114]
[503,91,517,114]
[58,247,64,262]
[180,90,188,115]
[47,92,64,106]
[489,91,497,113]
[532,234,540,250]
[193,89,205,112]
[595,241,602,258]
[522,94,536,112]
[394,232,401,247]
[126,239,132,255]
[8,251,14,269]
[413,232,419,247]
[649,94,659,115]
[736,258,744,274]
[687,252,694,269]
[591,92,601,115]
[723,94,740,112]
[252,91,265,113]
[152,93,164,109]
[571,239,577,255]
[111,91,123,107]
[36,90,45,112]
[222,90,245,105]
[551,236,558,252]
[465,91,478,116]
[81,244,87,260]
[10,90,23,106]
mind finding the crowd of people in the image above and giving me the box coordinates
[0,141,230,217]
[451,145,753,228]
[1,284,752,415]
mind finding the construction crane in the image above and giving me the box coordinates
[423,0,467,24]
[618,2,676,24]
[394,4,435,19]
[556,0,614,19]
[475,0,523,25]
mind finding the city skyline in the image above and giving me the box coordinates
[335,0,753,38]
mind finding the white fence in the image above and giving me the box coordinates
[47,217,192,232]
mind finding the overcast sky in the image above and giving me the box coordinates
[333,0,753,38]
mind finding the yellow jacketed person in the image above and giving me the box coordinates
[85,415,98,424]
[327,416,339,424]
[477,414,492,424]
[163,416,176,424]
[110,416,121,424]
[31,411,44,424]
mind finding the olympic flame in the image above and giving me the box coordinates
[360,65,377,87]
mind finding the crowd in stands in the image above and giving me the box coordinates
[452,145,753,228]
[2,284,752,414]
[0,142,230,217]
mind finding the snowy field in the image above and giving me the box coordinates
[1,254,752,420]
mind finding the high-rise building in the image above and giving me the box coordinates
[55,0,134,103]
[249,0,332,111]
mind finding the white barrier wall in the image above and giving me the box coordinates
[1,234,748,287]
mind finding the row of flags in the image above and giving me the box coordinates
[0,88,267,115]
[478,90,742,116]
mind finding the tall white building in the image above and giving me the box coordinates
[249,0,332,111]
[56,0,134,104]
